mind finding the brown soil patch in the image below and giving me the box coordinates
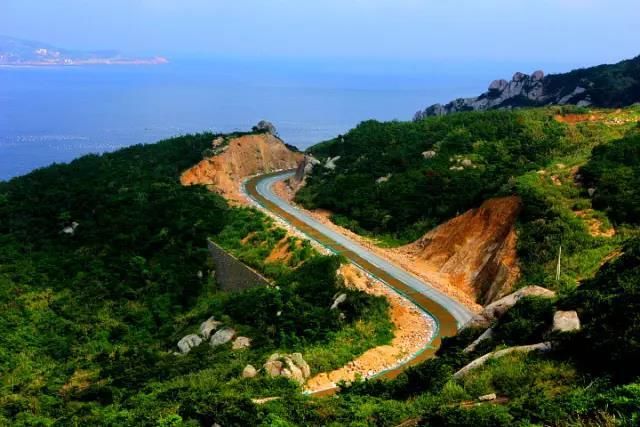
[265,237,294,264]
[304,264,434,393]
[574,210,616,238]
[181,133,303,205]
[554,113,601,124]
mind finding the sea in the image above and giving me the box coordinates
[0,58,499,181]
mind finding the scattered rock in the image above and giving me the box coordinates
[422,150,437,159]
[330,293,347,310]
[588,188,596,197]
[479,393,497,401]
[461,158,473,167]
[376,174,392,184]
[242,364,257,378]
[61,222,79,235]
[210,327,236,347]
[199,317,222,339]
[552,310,580,333]
[177,334,203,354]
[232,336,252,350]
[264,352,311,384]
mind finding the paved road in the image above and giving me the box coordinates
[247,170,473,327]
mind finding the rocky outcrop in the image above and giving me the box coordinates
[465,285,556,329]
[264,353,311,384]
[552,310,580,333]
[406,196,523,305]
[181,129,303,204]
[413,56,640,119]
[414,70,554,119]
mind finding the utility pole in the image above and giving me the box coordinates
[556,245,562,282]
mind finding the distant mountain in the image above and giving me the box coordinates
[0,36,168,66]
[414,55,640,119]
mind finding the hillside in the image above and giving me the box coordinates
[0,132,393,425]
[2,111,640,425]
[0,35,168,66]
[297,107,640,297]
[414,55,640,119]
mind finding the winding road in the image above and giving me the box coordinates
[244,170,474,381]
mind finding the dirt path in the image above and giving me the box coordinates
[304,264,435,393]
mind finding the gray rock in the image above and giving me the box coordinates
[210,327,236,347]
[325,156,341,170]
[199,317,222,339]
[532,70,545,81]
[422,150,437,159]
[376,174,392,184]
[61,221,79,235]
[253,120,277,136]
[588,188,596,197]
[330,293,347,310]
[177,334,203,354]
[465,286,556,329]
[552,310,581,333]
[463,327,494,353]
[242,364,257,378]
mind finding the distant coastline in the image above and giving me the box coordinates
[0,57,169,67]
[0,35,168,67]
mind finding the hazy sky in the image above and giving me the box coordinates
[2,0,639,67]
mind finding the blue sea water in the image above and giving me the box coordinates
[0,58,490,180]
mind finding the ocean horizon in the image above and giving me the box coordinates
[0,57,540,180]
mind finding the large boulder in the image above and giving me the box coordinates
[177,334,203,354]
[210,327,236,347]
[264,352,311,384]
[465,286,556,329]
[552,310,581,333]
[199,316,222,339]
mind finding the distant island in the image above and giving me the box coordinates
[0,36,168,66]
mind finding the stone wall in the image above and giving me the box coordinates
[207,240,270,292]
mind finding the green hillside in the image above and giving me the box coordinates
[298,106,640,289]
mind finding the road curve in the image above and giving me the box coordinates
[244,170,474,380]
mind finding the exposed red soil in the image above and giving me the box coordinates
[181,133,303,205]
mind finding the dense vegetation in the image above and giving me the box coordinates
[0,133,390,425]
[3,105,640,425]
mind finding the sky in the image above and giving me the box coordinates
[1,0,639,71]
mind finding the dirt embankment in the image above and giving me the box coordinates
[406,196,522,305]
[304,264,434,393]
[181,133,303,204]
